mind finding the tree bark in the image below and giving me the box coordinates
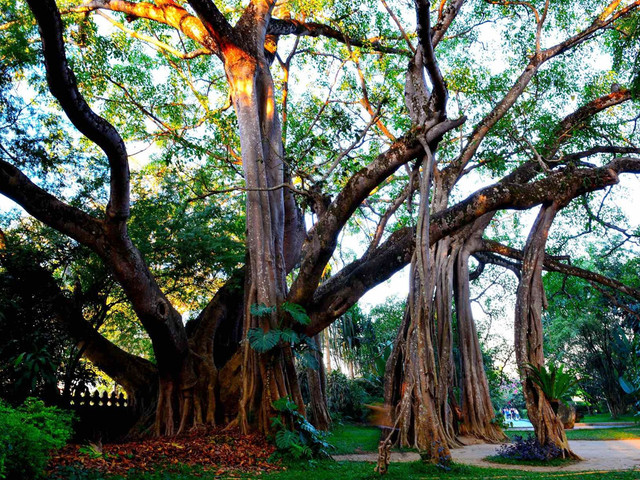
[454,219,507,443]
[514,202,579,458]
[223,38,304,432]
[383,143,455,461]
[306,335,331,430]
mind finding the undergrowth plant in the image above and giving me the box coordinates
[496,435,561,461]
[270,397,333,460]
[0,398,74,479]
[524,363,580,402]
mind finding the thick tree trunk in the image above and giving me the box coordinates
[224,44,304,433]
[384,148,455,462]
[432,236,460,445]
[454,221,507,443]
[514,202,579,459]
[306,335,331,430]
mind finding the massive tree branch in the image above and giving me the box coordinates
[431,0,466,47]
[78,0,220,54]
[432,157,639,242]
[472,251,522,280]
[0,159,103,248]
[415,0,447,112]
[28,0,130,221]
[545,89,632,158]
[480,239,640,301]
[306,227,415,336]
[306,157,640,334]
[267,19,411,56]
[289,117,464,305]
[289,135,423,304]
[25,0,192,386]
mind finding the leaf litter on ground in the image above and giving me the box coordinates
[48,426,282,477]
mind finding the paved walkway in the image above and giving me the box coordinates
[507,420,636,431]
[333,439,640,472]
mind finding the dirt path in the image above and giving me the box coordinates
[333,440,640,472]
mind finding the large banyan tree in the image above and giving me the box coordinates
[1,0,640,459]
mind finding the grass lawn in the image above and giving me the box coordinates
[581,413,638,424]
[329,423,381,454]
[333,423,640,452]
[51,461,640,480]
[260,461,640,480]
[506,427,640,441]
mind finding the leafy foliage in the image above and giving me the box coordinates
[0,245,100,404]
[0,398,74,480]
[327,300,404,381]
[247,328,282,353]
[496,434,562,461]
[544,258,640,417]
[326,371,368,421]
[250,304,277,318]
[269,397,333,460]
[281,302,310,326]
[524,363,580,402]
[247,304,319,370]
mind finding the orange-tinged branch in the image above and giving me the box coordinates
[76,0,220,54]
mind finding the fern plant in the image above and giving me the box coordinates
[524,363,580,402]
[270,396,333,460]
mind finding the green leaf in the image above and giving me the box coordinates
[247,328,280,353]
[281,302,310,325]
[13,352,25,367]
[619,376,638,395]
[296,350,320,370]
[275,428,299,449]
[525,363,580,401]
[279,328,299,344]
[272,396,298,413]
[250,303,276,317]
[270,416,285,429]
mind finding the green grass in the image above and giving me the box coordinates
[329,424,381,454]
[506,427,640,441]
[581,414,638,424]
[565,427,640,440]
[50,461,640,480]
[484,455,578,467]
[261,461,640,480]
[331,423,640,455]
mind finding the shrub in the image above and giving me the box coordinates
[326,371,367,421]
[270,397,333,460]
[524,363,580,402]
[0,398,74,479]
[496,434,561,461]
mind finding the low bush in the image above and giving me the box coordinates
[0,398,74,479]
[496,435,561,461]
[326,371,368,421]
[270,397,333,460]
